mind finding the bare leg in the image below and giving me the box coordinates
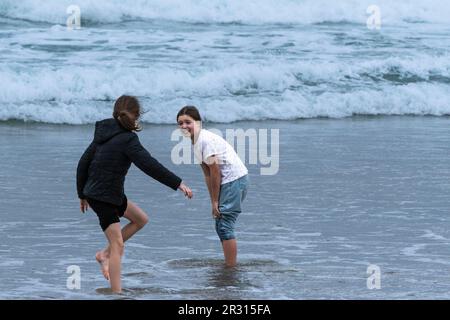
[96,201,148,280]
[222,239,237,267]
[103,223,124,293]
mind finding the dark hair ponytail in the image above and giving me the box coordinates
[113,95,142,132]
[176,105,202,122]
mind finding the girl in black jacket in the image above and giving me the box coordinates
[77,95,192,293]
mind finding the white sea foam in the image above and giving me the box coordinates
[1,0,450,25]
[0,56,449,123]
[401,243,427,256]
[2,83,450,124]
[1,1,449,124]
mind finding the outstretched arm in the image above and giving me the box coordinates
[125,134,191,197]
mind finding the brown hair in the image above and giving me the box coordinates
[176,105,202,122]
[113,95,142,132]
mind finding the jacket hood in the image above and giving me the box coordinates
[94,118,129,144]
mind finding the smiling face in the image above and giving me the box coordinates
[177,114,201,141]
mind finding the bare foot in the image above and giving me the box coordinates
[95,251,110,280]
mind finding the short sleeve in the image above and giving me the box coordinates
[194,130,226,164]
[202,138,219,161]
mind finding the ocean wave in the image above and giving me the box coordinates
[1,0,449,25]
[1,82,449,124]
[1,55,448,103]
[1,51,449,124]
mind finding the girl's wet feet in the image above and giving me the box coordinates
[95,251,110,280]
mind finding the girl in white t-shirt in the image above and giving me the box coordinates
[177,106,249,267]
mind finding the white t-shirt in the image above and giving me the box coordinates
[194,129,248,185]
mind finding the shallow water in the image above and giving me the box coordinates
[1,117,450,299]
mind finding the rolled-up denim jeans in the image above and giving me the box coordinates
[215,175,249,241]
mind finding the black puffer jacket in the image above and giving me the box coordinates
[77,118,181,205]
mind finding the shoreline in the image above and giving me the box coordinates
[1,114,449,127]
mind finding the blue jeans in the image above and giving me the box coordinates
[215,175,249,241]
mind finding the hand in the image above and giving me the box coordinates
[212,201,221,219]
[80,199,89,213]
[178,182,193,199]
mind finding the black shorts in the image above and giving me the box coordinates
[86,196,128,232]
